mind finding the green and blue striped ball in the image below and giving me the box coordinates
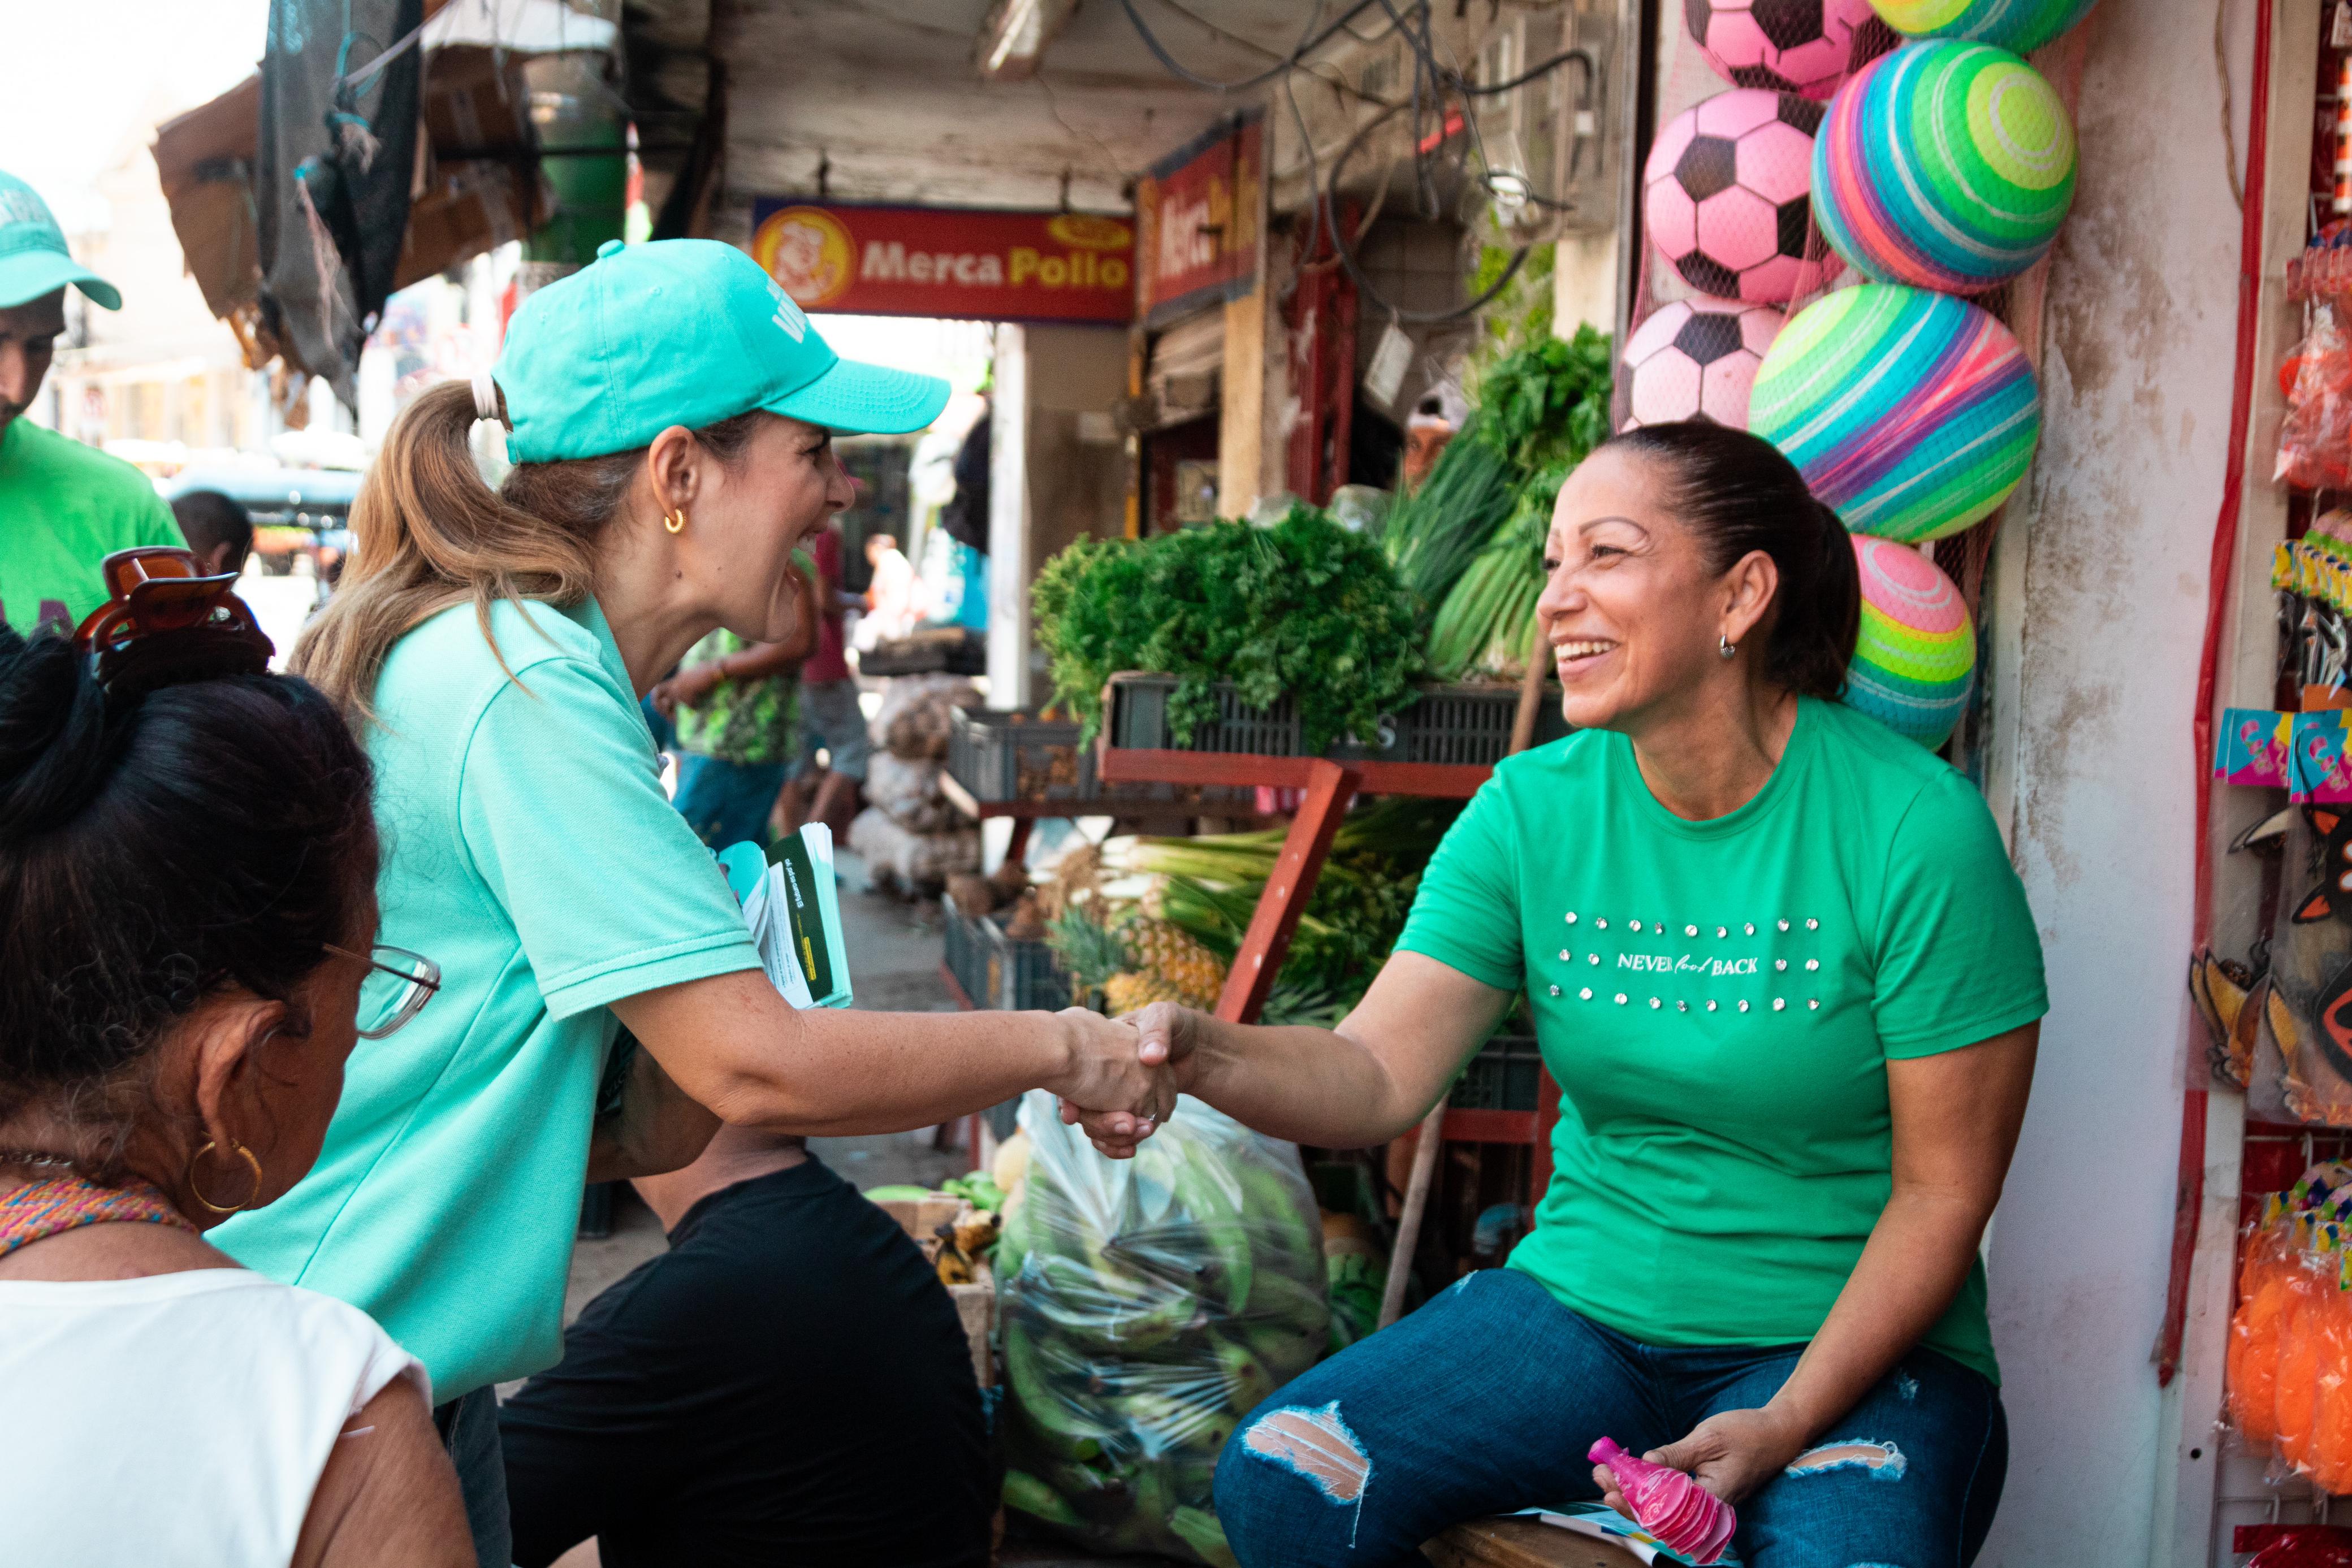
[1749,283,2039,542]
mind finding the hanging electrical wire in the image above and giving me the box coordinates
[1117,0,1383,94]
[1117,0,1596,327]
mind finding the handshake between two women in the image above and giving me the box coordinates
[1048,999,1201,1159]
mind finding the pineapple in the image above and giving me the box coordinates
[1106,916,1227,1013]
[1047,905,1130,992]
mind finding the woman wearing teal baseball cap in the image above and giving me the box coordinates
[216,239,1167,1563]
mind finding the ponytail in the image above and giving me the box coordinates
[1602,422,1860,701]
[1802,497,1863,700]
[295,379,764,726]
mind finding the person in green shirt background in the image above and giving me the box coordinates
[1100,423,2048,1568]
[0,168,184,634]
[652,545,819,849]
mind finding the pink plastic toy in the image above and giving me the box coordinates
[1589,1437,1737,1566]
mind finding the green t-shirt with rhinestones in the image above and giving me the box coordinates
[1395,696,2045,1384]
[672,549,813,767]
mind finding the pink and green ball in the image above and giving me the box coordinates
[1869,0,2096,53]
[1844,536,1975,748]
[1811,40,2076,292]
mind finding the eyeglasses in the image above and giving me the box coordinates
[326,943,443,1039]
[72,546,274,702]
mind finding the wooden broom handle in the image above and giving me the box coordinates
[1381,608,1551,1329]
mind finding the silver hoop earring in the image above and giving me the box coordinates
[1719,635,1737,660]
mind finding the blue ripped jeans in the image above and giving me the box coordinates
[1214,1267,2004,1568]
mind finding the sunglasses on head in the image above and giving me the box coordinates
[72,547,274,702]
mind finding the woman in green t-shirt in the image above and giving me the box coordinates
[1101,423,2047,1568]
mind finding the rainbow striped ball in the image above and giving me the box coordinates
[1844,536,1975,748]
[1870,0,2096,53]
[1813,40,2076,292]
[1749,284,2039,542]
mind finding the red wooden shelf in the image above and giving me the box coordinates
[1439,1108,1538,1143]
[1097,742,1552,1155]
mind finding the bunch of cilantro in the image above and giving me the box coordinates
[1032,504,1423,753]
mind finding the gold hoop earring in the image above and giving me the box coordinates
[187,1140,264,1214]
[664,508,688,534]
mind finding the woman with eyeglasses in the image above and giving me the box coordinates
[214,239,1168,1565]
[0,557,470,1565]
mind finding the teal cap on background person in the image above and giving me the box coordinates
[0,169,121,311]
[494,237,950,462]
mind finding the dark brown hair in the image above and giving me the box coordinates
[0,626,377,1172]
[1605,421,1861,700]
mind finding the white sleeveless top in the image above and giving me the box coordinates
[0,1267,426,1566]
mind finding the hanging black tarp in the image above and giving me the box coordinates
[257,0,425,404]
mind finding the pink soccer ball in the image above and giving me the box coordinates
[1644,89,1829,304]
[1621,299,1786,428]
[1689,0,1878,100]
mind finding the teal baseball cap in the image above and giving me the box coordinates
[494,238,950,462]
[0,170,120,311]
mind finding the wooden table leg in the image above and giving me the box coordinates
[1212,759,1361,1025]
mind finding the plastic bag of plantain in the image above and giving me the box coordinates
[996,1088,1329,1567]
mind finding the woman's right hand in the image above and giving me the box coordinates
[1045,1007,1178,1158]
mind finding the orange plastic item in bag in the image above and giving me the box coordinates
[2277,1255,2326,1471]
[2310,1268,2352,1493]
[2232,1227,2299,1450]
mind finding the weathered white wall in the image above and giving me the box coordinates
[987,323,1129,707]
[1977,3,2249,1563]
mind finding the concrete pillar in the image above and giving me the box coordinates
[1217,289,1267,518]
[1553,229,1617,336]
[987,323,1032,707]
[1969,4,2247,1562]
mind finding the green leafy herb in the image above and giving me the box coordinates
[1468,323,1615,477]
[1032,505,1423,753]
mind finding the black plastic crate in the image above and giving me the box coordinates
[942,897,1071,1011]
[1402,686,1572,767]
[948,708,1096,804]
[949,706,1243,808]
[1449,1034,1543,1111]
[1106,674,1568,766]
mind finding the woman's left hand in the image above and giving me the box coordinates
[1593,1405,1809,1514]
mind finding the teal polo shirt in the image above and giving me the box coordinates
[217,596,760,1401]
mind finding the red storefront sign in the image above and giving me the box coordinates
[747,201,1134,323]
[1135,109,1265,327]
